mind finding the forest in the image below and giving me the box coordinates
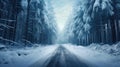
[0,0,120,67]
[65,0,120,45]
[0,0,120,47]
[0,0,57,46]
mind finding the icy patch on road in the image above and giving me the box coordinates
[63,44,120,67]
[0,44,58,67]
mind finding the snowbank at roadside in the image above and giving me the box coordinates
[88,42,120,55]
[0,44,58,67]
[64,44,120,67]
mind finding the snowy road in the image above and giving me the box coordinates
[0,44,120,67]
[30,45,89,67]
[30,44,120,67]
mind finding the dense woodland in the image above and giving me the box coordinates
[65,0,120,45]
[0,0,57,46]
[0,0,120,46]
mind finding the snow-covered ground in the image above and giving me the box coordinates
[0,44,59,67]
[0,43,120,67]
[88,42,120,55]
[64,43,120,67]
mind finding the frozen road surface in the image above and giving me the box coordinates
[31,45,89,67]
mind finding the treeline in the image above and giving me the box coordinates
[0,0,57,46]
[65,0,120,45]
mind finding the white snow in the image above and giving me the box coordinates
[63,43,120,67]
[88,42,120,55]
[93,0,100,12]
[0,44,58,67]
[0,23,14,29]
[0,43,120,67]
[84,23,91,32]
[0,44,6,48]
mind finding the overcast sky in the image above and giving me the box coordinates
[51,0,75,31]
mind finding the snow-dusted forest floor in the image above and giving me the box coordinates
[0,43,120,67]
[0,45,59,67]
